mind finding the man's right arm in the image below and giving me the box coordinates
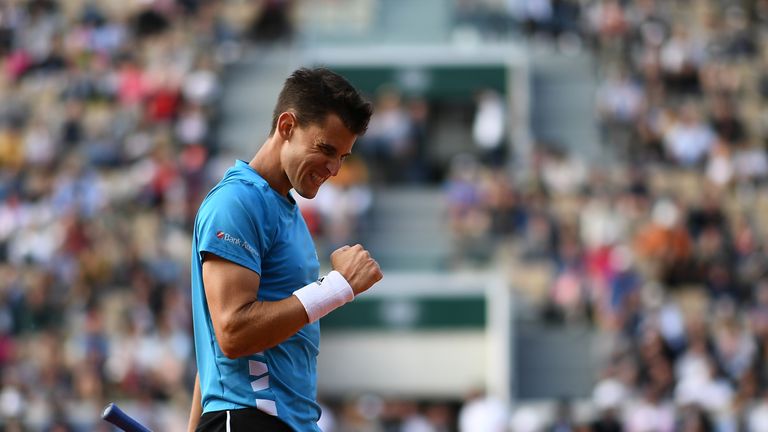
[203,254,310,358]
[203,244,382,358]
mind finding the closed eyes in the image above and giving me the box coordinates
[318,143,335,156]
[318,143,350,161]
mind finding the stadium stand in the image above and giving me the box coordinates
[6,0,768,431]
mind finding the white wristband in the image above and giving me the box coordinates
[293,271,354,323]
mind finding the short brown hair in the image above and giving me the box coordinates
[270,67,373,136]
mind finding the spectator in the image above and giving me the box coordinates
[458,390,508,432]
[359,87,411,183]
[0,1,257,428]
[662,104,716,167]
[472,89,506,166]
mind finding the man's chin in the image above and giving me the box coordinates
[294,187,319,199]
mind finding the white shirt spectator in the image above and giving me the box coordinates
[658,302,686,347]
[748,399,768,432]
[175,106,208,145]
[623,396,675,432]
[593,378,629,411]
[540,153,587,195]
[402,413,436,432]
[663,113,715,166]
[183,68,220,106]
[507,0,553,23]
[706,144,734,187]
[597,73,644,122]
[660,28,703,74]
[473,90,506,151]
[458,394,508,432]
[23,121,55,167]
[580,195,627,249]
[366,91,410,153]
[675,349,710,383]
[733,146,768,182]
[675,374,733,413]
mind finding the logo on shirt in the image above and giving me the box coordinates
[215,230,257,255]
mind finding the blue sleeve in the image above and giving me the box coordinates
[196,184,272,276]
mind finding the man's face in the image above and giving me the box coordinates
[281,113,356,199]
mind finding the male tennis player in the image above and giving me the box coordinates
[187,68,382,431]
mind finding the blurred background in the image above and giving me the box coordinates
[2,0,768,430]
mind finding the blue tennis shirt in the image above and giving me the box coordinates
[191,160,321,431]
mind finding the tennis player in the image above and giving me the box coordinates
[187,67,382,431]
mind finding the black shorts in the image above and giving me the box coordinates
[195,408,294,432]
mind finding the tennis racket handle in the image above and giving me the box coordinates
[101,403,152,432]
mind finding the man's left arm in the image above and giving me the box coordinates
[187,373,201,432]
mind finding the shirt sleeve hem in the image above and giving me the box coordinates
[199,246,262,277]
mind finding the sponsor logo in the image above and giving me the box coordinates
[215,230,257,254]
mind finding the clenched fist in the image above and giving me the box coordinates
[331,244,383,296]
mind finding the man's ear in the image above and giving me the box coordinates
[277,112,296,140]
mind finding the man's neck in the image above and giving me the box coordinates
[249,138,290,196]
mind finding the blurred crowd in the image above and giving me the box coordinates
[0,1,447,431]
[446,0,768,430]
[9,0,768,431]
[0,0,265,430]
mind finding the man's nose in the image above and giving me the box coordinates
[327,158,341,176]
